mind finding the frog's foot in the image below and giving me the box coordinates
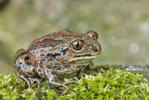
[48,80,76,90]
[48,81,68,90]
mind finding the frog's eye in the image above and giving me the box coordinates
[71,40,84,51]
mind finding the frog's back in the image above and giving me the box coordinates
[27,31,64,51]
[27,30,83,52]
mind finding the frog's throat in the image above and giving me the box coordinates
[69,56,98,61]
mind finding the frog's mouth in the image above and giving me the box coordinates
[70,55,98,61]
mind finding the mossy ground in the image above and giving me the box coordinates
[0,65,149,100]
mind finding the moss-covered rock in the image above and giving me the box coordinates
[0,66,149,100]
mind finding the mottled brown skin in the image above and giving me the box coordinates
[14,30,101,89]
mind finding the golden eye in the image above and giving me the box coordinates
[72,40,84,51]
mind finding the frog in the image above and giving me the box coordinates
[14,30,101,89]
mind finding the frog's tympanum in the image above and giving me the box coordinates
[14,30,101,89]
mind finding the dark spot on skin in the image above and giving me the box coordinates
[33,80,37,83]
[91,45,98,52]
[38,69,41,72]
[19,62,22,65]
[24,54,30,61]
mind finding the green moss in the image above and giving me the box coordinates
[0,74,57,100]
[0,66,149,100]
[59,67,149,100]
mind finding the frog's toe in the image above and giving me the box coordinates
[61,84,68,90]
[64,81,76,85]
[57,81,75,90]
[48,81,69,90]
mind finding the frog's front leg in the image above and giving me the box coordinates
[18,74,31,88]
[36,62,69,89]
[44,68,69,89]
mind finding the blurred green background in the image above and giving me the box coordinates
[0,0,149,74]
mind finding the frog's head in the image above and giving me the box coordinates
[63,30,101,62]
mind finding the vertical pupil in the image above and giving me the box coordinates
[76,42,79,48]
[72,40,84,50]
